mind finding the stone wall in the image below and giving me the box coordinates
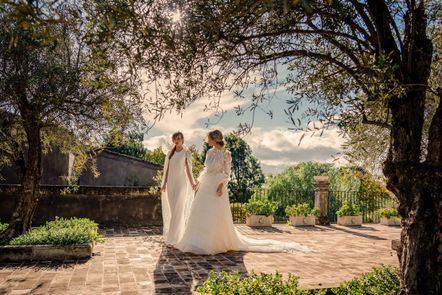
[0,149,74,185]
[78,150,162,187]
[0,185,162,226]
[0,149,163,187]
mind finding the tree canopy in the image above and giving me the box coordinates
[0,0,166,240]
[224,133,265,202]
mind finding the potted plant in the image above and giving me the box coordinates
[378,208,400,226]
[244,197,279,227]
[285,203,320,226]
[336,201,362,226]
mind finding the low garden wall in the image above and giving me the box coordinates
[0,185,162,226]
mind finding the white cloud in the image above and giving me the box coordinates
[242,127,347,174]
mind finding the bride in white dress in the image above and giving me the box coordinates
[161,132,197,246]
[175,130,312,255]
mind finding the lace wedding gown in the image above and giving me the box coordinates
[161,146,195,246]
[175,148,312,255]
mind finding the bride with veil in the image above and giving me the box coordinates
[174,130,312,255]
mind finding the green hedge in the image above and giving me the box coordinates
[331,265,399,294]
[197,265,399,295]
[9,217,103,246]
[197,271,306,295]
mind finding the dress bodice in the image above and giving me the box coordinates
[201,148,232,182]
[161,146,195,187]
[169,149,186,174]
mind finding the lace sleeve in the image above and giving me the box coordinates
[222,150,232,185]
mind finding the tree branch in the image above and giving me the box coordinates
[256,49,373,95]
[362,113,392,129]
[233,28,372,51]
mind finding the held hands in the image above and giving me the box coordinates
[192,181,199,191]
[216,183,223,197]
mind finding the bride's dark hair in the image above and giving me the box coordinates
[208,130,224,147]
[169,131,184,159]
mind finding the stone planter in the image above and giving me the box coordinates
[380,216,401,226]
[289,215,316,226]
[0,243,94,262]
[337,215,362,226]
[246,215,273,227]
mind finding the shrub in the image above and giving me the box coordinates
[336,201,361,217]
[196,271,305,295]
[332,265,400,295]
[285,203,320,217]
[378,208,399,218]
[196,265,399,295]
[9,217,103,246]
[0,221,8,233]
[311,208,320,216]
[244,197,279,216]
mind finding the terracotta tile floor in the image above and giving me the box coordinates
[0,224,400,294]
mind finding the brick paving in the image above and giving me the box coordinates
[0,224,400,294]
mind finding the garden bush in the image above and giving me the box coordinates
[285,203,320,217]
[197,271,306,295]
[331,265,399,295]
[0,221,8,233]
[336,201,361,217]
[244,197,279,216]
[197,265,399,295]
[9,217,103,246]
[378,208,399,218]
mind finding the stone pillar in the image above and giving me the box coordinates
[314,176,330,225]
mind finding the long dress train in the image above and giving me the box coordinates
[175,148,312,255]
[161,145,195,246]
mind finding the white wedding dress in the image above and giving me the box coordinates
[161,146,195,246]
[175,147,312,255]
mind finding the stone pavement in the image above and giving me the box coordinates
[0,224,400,294]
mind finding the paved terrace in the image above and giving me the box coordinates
[0,224,400,294]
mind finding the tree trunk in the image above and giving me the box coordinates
[400,189,441,295]
[380,3,440,292]
[385,167,441,295]
[384,90,441,294]
[0,124,42,243]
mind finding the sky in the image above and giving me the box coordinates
[142,84,348,175]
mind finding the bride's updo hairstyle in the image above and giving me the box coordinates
[169,131,184,159]
[208,130,225,147]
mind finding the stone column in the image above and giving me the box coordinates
[314,176,330,225]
